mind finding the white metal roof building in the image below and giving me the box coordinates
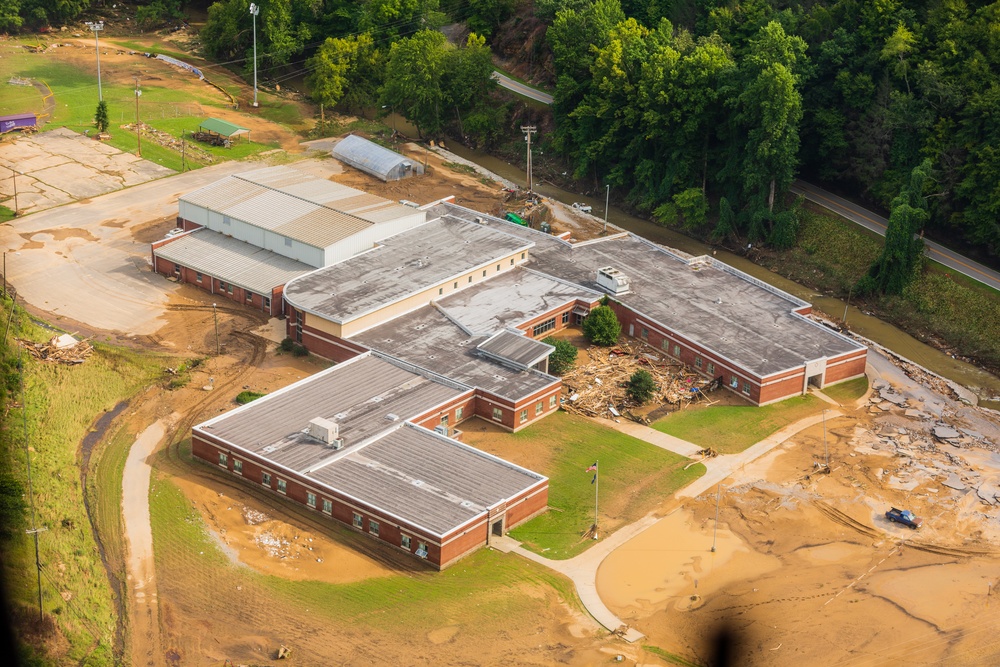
[176,165,426,268]
[331,134,424,181]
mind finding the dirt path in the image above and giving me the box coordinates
[123,418,170,667]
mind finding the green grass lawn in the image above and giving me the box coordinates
[822,377,869,404]
[0,205,14,222]
[493,412,705,559]
[652,394,825,455]
[0,300,170,665]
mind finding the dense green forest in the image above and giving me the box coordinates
[4,0,998,273]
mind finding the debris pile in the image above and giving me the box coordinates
[242,507,270,526]
[19,334,92,364]
[561,339,714,419]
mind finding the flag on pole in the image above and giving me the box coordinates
[586,462,597,472]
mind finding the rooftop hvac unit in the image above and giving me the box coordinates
[596,266,632,296]
[434,424,449,436]
[308,417,340,446]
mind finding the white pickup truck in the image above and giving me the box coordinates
[571,202,592,213]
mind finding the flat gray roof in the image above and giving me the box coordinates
[477,331,554,369]
[197,354,465,473]
[431,203,865,378]
[312,423,544,535]
[153,229,313,294]
[195,353,544,537]
[435,267,601,335]
[353,305,559,401]
[284,217,533,324]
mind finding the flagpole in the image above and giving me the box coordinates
[594,459,599,540]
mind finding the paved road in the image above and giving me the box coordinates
[492,71,554,105]
[791,180,1000,292]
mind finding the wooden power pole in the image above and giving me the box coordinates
[521,125,537,193]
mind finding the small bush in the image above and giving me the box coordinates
[236,390,266,404]
[626,369,657,404]
[279,338,295,352]
[291,343,309,357]
[543,337,578,375]
[582,305,621,346]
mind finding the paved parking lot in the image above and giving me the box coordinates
[0,156,335,336]
[1,127,174,214]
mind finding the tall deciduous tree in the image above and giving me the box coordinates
[582,305,621,346]
[307,33,382,112]
[380,30,449,137]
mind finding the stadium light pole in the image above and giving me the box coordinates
[85,21,104,102]
[250,3,260,107]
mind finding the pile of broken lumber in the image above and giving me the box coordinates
[561,338,711,418]
[18,334,93,364]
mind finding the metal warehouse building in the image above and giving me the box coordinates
[332,134,424,181]
[192,353,548,568]
[152,165,428,315]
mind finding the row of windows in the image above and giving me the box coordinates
[352,512,427,554]
[438,257,525,296]
[188,273,271,309]
[494,394,559,424]
[656,335,752,396]
[221,451,428,553]
[532,317,556,336]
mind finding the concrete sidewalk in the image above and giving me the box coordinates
[506,407,843,642]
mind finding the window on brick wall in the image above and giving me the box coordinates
[640,327,648,340]
[483,270,487,277]
[353,513,363,528]
[196,272,203,282]
[468,275,473,283]
[536,401,543,415]
[492,407,502,422]
[401,535,411,550]
[227,283,234,295]
[369,520,380,536]
[456,406,464,420]
[742,381,751,395]
[262,472,271,486]
[307,492,316,508]
[277,478,287,494]
[562,312,570,324]
[322,498,332,514]
[416,541,428,558]
[174,263,181,274]
[439,288,443,295]
[233,459,242,475]
[532,317,556,336]
[730,376,739,389]
[218,452,227,467]
[673,344,681,357]
[520,409,528,423]
[549,395,557,408]
[695,356,702,368]
[263,297,271,309]
[707,362,715,375]
[246,291,253,301]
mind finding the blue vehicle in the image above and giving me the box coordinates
[885,507,923,529]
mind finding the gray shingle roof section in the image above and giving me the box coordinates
[353,306,559,401]
[477,331,554,369]
[283,217,533,324]
[431,203,865,378]
[196,354,465,473]
[435,267,601,334]
[332,134,424,181]
[312,423,544,535]
[153,230,313,294]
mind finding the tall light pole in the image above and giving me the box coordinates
[134,79,142,157]
[85,21,104,102]
[213,303,220,355]
[711,483,723,552]
[249,4,260,108]
[521,125,536,193]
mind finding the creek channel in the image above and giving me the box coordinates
[383,112,1000,406]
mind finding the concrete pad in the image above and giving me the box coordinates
[934,425,961,440]
[32,162,118,198]
[942,473,966,491]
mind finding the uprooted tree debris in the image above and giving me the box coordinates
[18,334,93,364]
[561,338,719,421]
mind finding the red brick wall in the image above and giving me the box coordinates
[475,382,561,433]
[412,393,477,433]
[824,351,868,384]
[178,216,202,231]
[286,311,368,362]
[440,518,489,568]
[504,483,549,527]
[759,372,804,405]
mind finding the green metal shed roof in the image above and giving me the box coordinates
[199,118,250,137]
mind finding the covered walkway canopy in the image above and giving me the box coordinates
[198,118,250,143]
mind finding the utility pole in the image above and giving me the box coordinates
[712,483,722,552]
[593,460,599,540]
[822,409,830,470]
[250,4,260,107]
[521,125,536,193]
[604,183,610,234]
[85,21,104,102]
[11,168,17,217]
[181,137,186,172]
[213,303,220,355]
[842,286,853,327]
[134,79,142,157]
